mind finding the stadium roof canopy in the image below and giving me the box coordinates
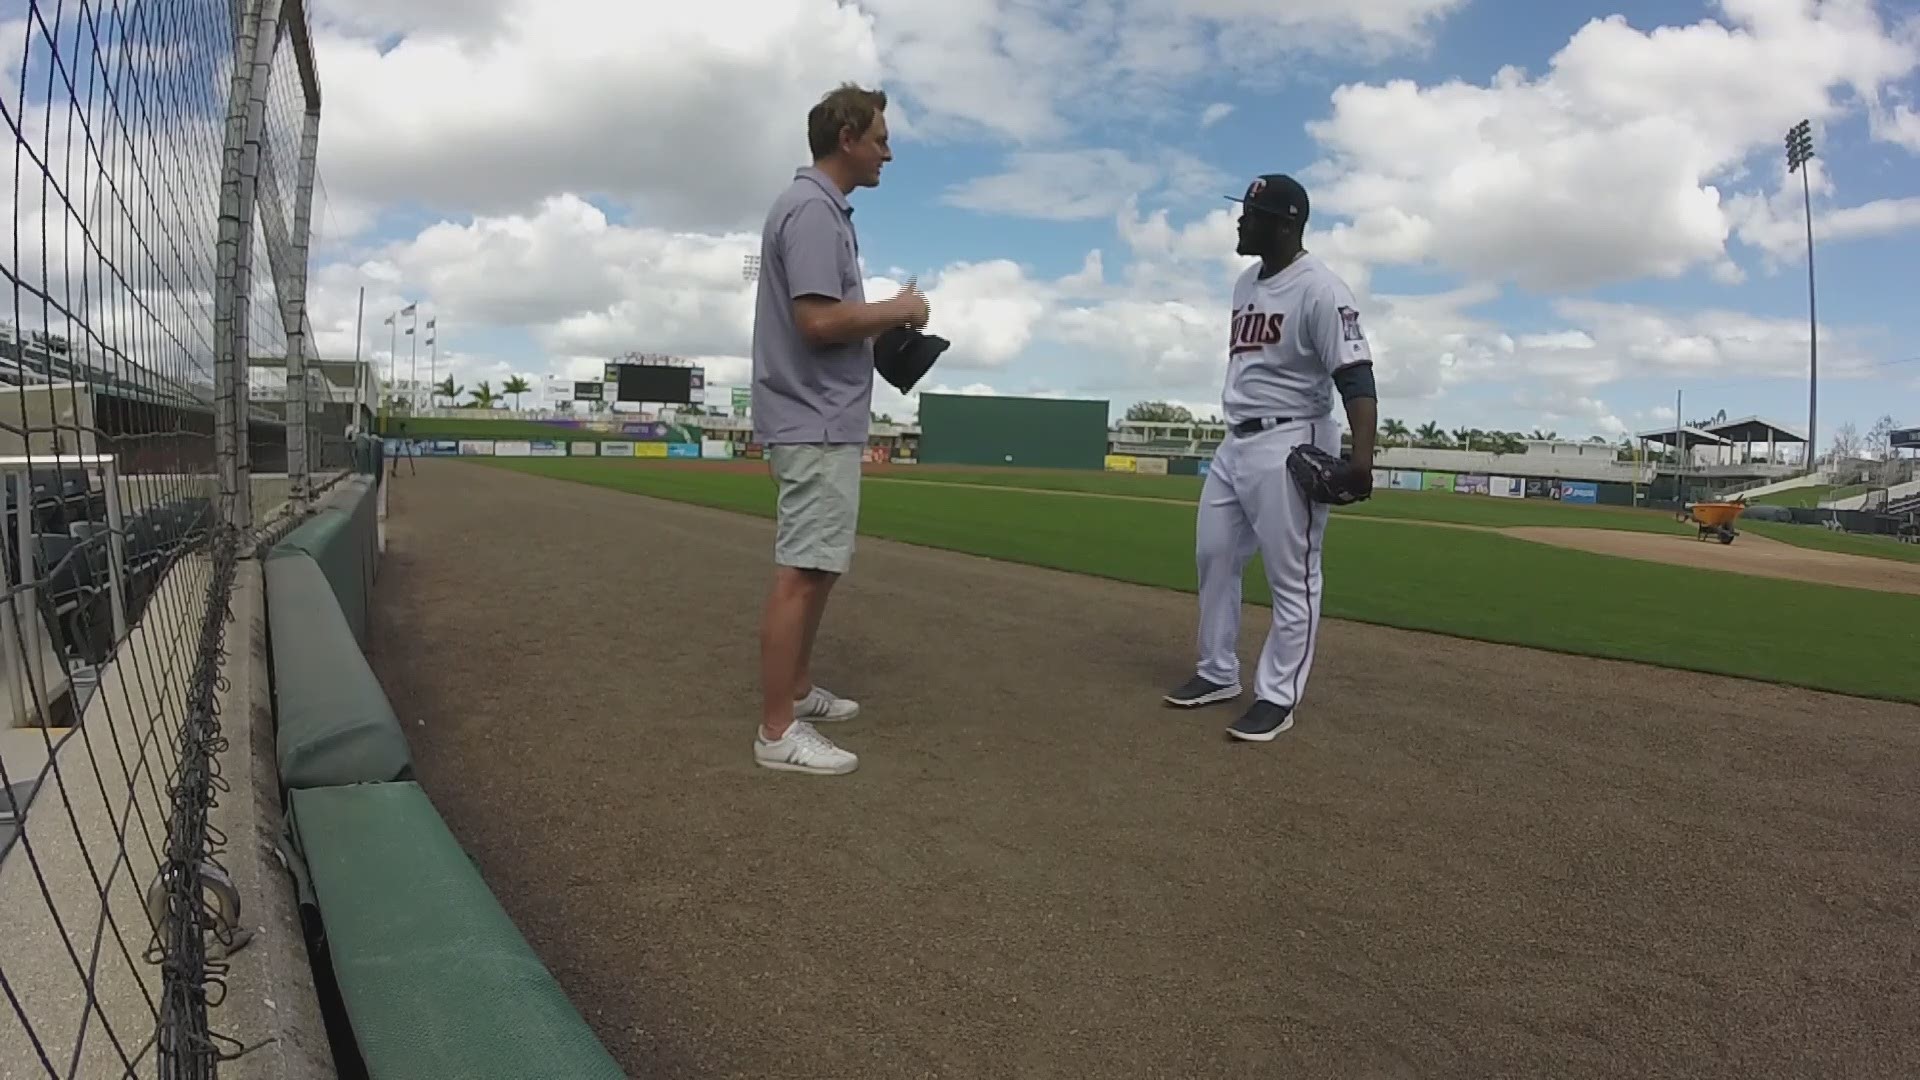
[1634,424,1730,448]
[1633,415,1805,447]
[1697,415,1806,444]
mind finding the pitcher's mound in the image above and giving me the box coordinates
[1506,527,1917,595]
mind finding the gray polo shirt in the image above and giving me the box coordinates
[750,166,875,446]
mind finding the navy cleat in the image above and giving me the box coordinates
[1164,675,1241,708]
[1226,700,1294,742]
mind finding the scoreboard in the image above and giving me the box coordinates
[589,357,706,406]
[1893,426,1919,450]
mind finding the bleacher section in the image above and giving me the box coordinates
[265,442,623,1079]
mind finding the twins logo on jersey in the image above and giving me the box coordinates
[1229,304,1282,356]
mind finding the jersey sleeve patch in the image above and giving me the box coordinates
[1338,305,1364,342]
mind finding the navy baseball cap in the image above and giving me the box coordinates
[1226,174,1309,222]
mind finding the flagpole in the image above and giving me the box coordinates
[409,307,419,414]
[426,315,438,410]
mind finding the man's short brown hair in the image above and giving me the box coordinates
[807,82,888,160]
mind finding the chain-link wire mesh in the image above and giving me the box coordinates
[0,0,325,1075]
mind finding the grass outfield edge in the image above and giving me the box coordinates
[465,459,1919,707]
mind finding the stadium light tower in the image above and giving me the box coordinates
[1786,118,1817,472]
[742,253,760,282]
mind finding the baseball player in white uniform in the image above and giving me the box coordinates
[1164,173,1378,742]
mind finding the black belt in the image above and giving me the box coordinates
[1229,416,1298,436]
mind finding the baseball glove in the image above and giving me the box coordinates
[1287,444,1372,505]
[874,325,951,394]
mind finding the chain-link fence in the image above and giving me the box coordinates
[0,0,340,1075]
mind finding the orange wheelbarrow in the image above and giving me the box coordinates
[1685,501,1744,544]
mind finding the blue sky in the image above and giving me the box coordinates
[279,0,1920,452]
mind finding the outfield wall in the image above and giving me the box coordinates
[263,444,623,1078]
[918,393,1110,470]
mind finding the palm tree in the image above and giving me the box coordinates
[1381,418,1411,446]
[468,380,499,409]
[1415,421,1446,447]
[502,375,531,410]
[435,376,462,407]
[1529,428,1557,441]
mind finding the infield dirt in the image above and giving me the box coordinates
[369,460,1920,1080]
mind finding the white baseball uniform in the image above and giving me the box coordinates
[1192,252,1372,712]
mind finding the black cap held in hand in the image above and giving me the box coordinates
[874,326,950,394]
[1226,174,1309,223]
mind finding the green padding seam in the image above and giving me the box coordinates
[266,553,413,789]
[287,782,625,1079]
[270,479,379,646]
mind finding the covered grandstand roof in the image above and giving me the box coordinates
[1634,424,1731,447]
[1634,415,1806,447]
[1695,415,1806,443]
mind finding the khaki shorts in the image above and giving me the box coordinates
[769,443,862,573]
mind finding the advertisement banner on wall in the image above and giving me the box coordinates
[1104,454,1138,472]
[634,442,669,458]
[494,440,532,457]
[700,439,734,460]
[425,440,460,456]
[1197,460,1212,477]
[1135,456,1168,475]
[529,440,565,457]
[1456,474,1490,495]
[1489,476,1524,498]
[1525,478,1552,499]
[570,441,598,456]
[458,440,495,456]
[1558,480,1599,504]
[863,446,892,464]
[1423,472,1455,491]
[666,442,701,459]
[599,441,634,457]
[1389,470,1421,490]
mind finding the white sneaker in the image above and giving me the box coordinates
[793,685,859,722]
[755,720,859,775]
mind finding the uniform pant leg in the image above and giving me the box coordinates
[1237,419,1339,712]
[1194,442,1258,688]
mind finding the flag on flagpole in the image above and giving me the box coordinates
[383,314,394,325]
[405,327,414,335]
[426,317,436,330]
[401,303,417,316]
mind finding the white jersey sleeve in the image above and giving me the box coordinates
[1306,274,1373,374]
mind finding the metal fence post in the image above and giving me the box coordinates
[286,93,321,515]
[215,0,283,532]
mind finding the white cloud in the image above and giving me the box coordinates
[1727,156,1920,264]
[309,0,885,232]
[943,148,1235,222]
[1198,102,1234,128]
[1301,0,1920,290]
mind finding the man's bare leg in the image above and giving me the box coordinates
[761,565,835,741]
[791,570,838,701]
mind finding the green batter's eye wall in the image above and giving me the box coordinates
[916,392,1111,470]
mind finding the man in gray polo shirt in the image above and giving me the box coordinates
[750,82,928,777]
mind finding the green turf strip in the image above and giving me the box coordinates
[476,458,1920,704]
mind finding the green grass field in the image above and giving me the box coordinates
[475,457,1920,705]
[869,471,1698,534]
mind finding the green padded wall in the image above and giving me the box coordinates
[269,478,379,645]
[287,782,624,1079]
[266,553,413,789]
[917,392,1110,470]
